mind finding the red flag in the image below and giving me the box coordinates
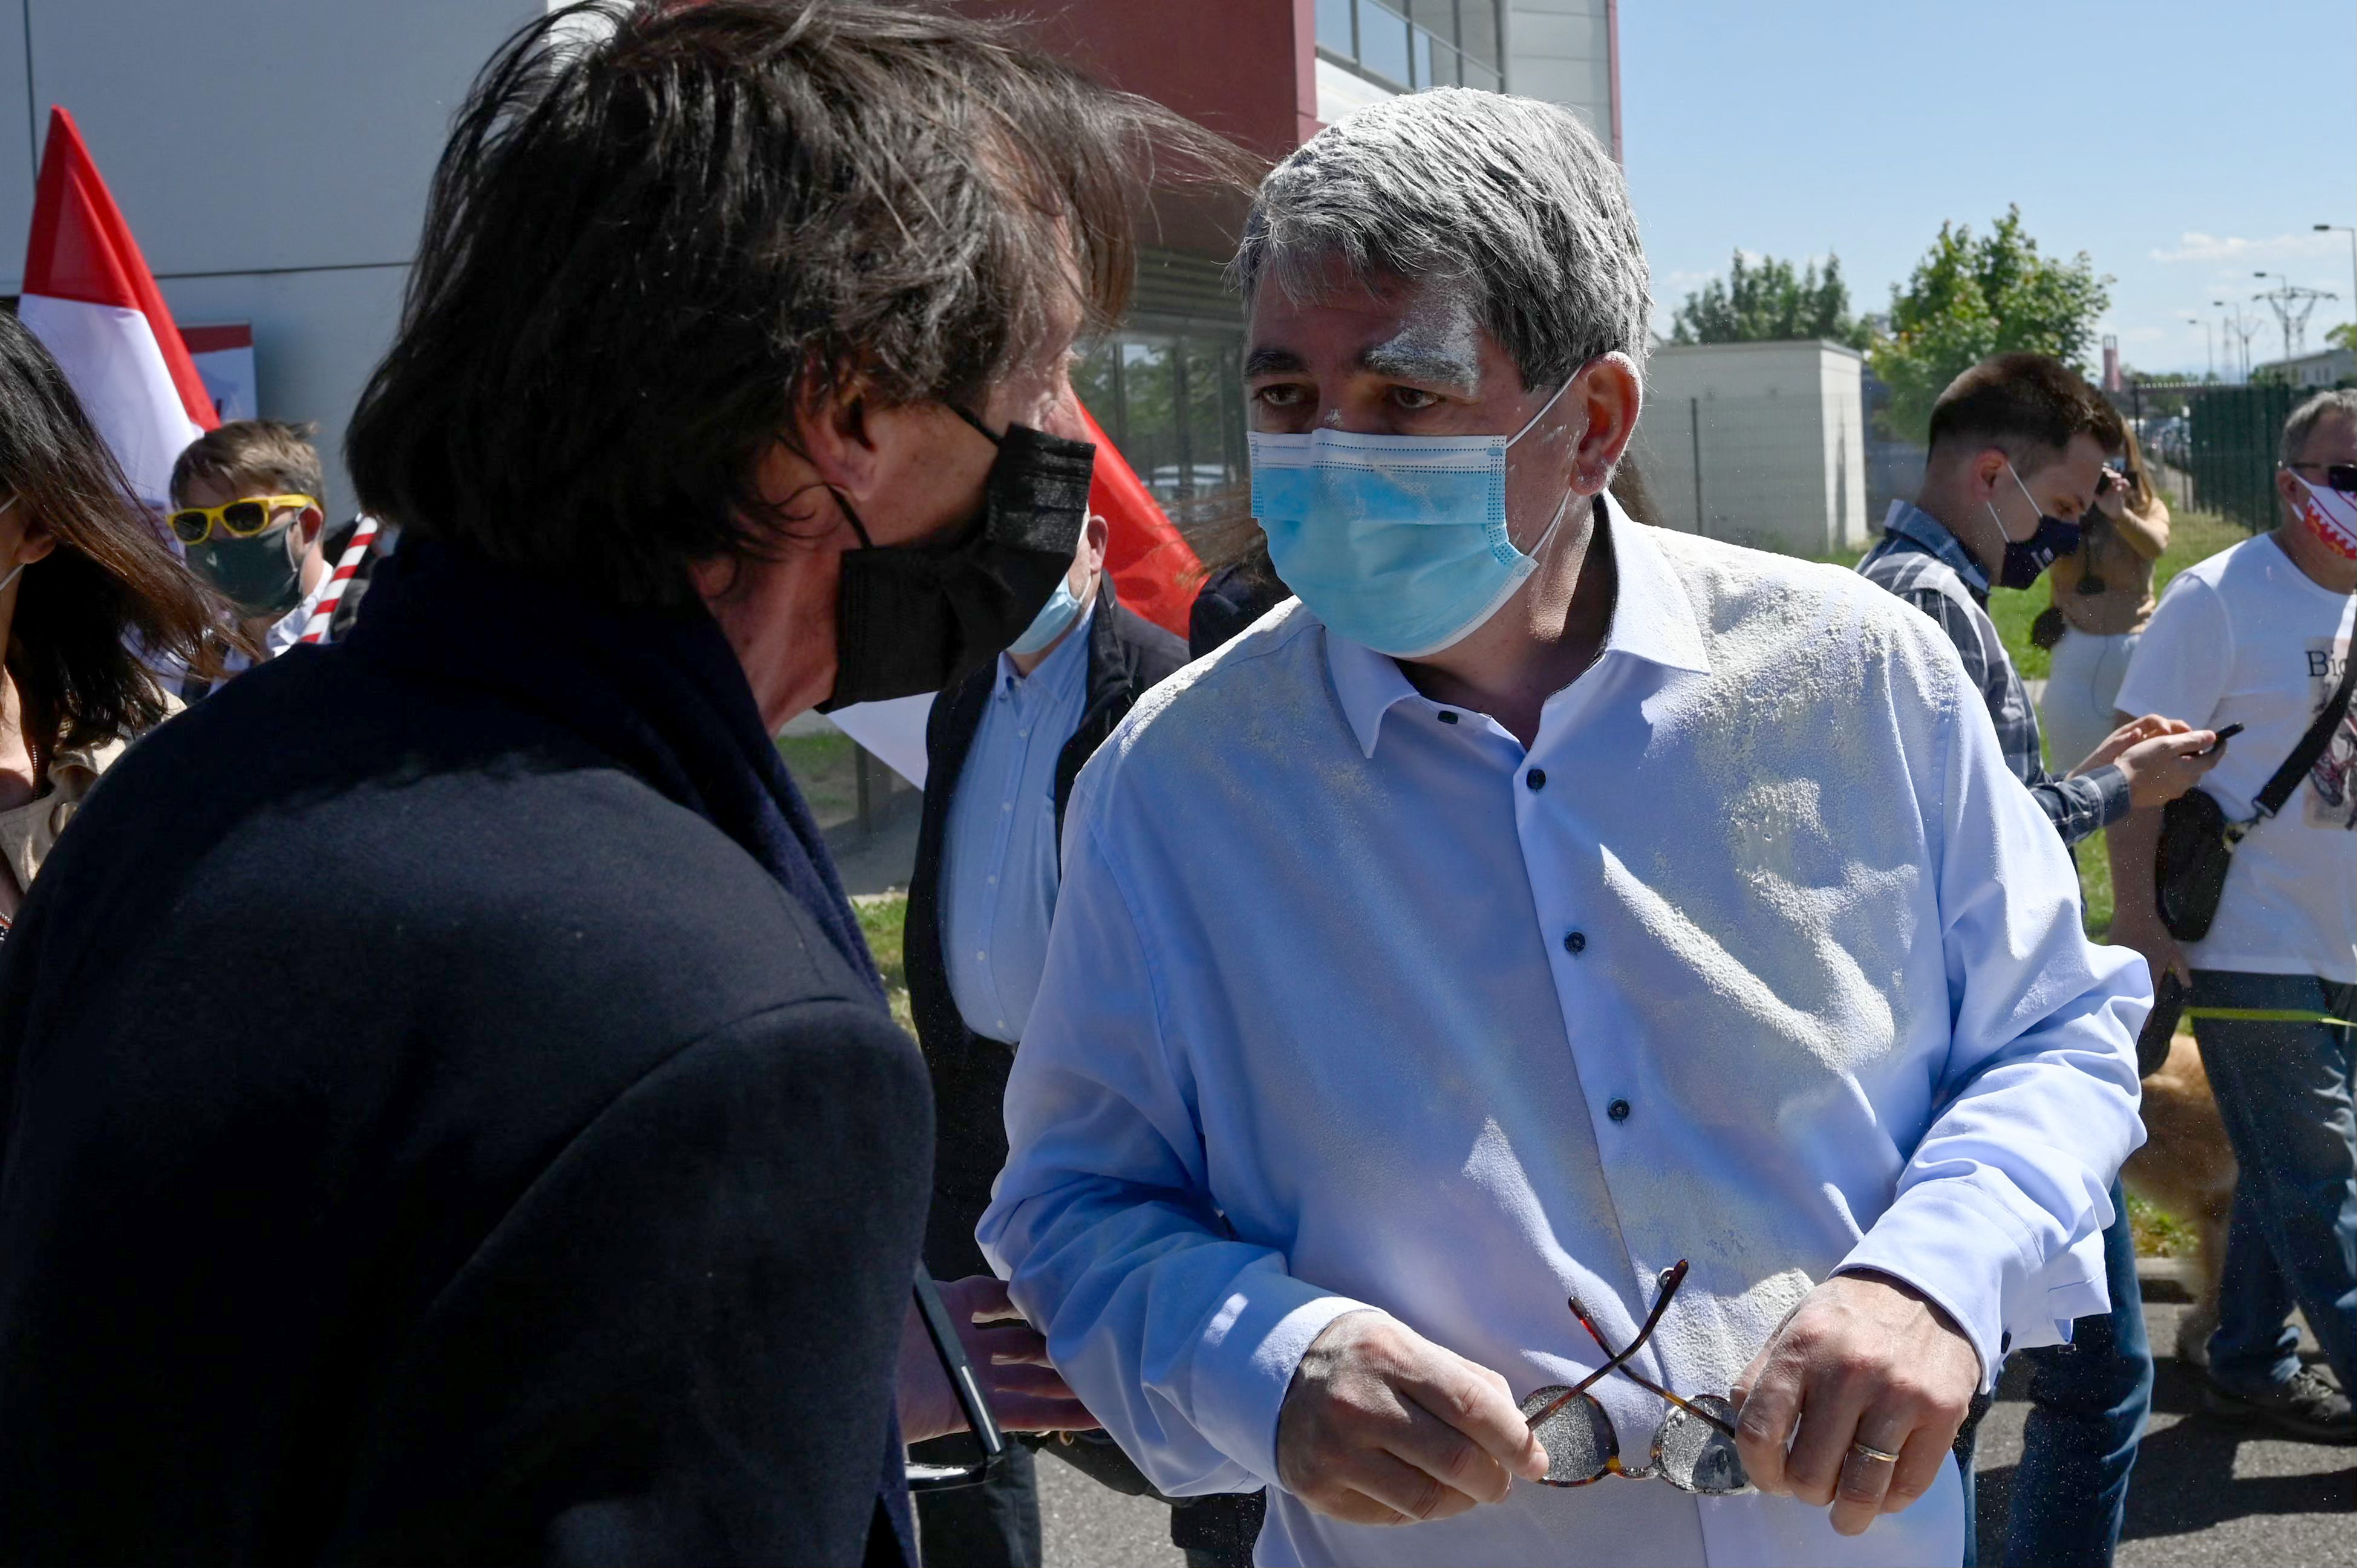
[21,106,216,506]
[1079,405,1202,638]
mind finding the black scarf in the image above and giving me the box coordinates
[347,539,883,1001]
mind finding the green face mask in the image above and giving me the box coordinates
[186,521,304,619]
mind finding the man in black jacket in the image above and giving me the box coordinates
[905,508,1188,1566]
[0,4,1230,1562]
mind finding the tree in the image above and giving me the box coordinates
[1670,252,1871,350]
[1868,206,2110,443]
[2327,322,2357,353]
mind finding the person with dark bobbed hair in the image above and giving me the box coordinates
[0,308,220,934]
[0,3,1237,1562]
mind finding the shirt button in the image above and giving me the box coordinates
[1438,711,1459,725]
[1526,769,1547,791]
[986,874,998,885]
[1608,1098,1631,1122]
[1563,931,1586,955]
[1002,802,1012,812]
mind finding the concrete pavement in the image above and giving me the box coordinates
[1028,1297,2352,1567]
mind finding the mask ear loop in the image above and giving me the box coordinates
[1506,373,1580,449]
[1507,370,1588,564]
[0,493,23,593]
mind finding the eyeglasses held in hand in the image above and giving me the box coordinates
[903,1269,1012,1492]
[1520,1259,1752,1495]
[168,493,316,547]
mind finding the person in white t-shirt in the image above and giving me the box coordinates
[2108,387,2357,1444]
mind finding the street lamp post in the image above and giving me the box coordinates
[2317,223,2357,356]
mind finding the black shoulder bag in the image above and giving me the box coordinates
[2155,650,2357,941]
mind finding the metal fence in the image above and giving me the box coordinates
[2111,379,2316,532]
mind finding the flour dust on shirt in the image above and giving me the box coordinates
[983,501,2147,1568]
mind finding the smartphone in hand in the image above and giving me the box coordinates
[2197,723,2244,757]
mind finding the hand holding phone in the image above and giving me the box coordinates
[2198,723,2244,756]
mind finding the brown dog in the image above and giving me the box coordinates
[2121,1032,2238,1365]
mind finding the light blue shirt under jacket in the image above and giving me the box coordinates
[940,597,1097,1043]
[979,501,2150,1568]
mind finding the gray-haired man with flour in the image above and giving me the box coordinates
[980,91,2148,1567]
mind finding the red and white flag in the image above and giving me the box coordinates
[19,106,216,507]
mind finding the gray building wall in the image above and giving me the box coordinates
[1504,0,1616,156]
[0,1,545,510]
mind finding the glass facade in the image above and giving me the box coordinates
[1076,327,1248,522]
[1315,0,1504,93]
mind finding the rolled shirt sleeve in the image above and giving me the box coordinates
[1839,645,2150,1383]
[978,807,1364,1494]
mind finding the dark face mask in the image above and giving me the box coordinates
[186,521,305,619]
[1989,461,2083,591]
[821,408,1093,710]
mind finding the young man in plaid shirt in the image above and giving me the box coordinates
[1859,351,2221,1568]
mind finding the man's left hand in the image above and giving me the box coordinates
[897,1275,1097,1445]
[1730,1271,1980,1537]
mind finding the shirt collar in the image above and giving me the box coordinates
[262,573,337,656]
[1328,494,1713,759]
[1882,499,1990,596]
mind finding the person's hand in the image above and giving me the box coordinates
[2112,726,2225,810]
[1732,1272,1980,1537]
[896,1275,1097,1445]
[1275,1310,1550,1526]
[2073,713,2177,774]
[2095,470,2130,520]
[2108,905,2192,992]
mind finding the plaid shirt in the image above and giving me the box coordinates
[1857,501,2128,846]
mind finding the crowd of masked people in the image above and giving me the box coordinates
[0,4,2345,1567]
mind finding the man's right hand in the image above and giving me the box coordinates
[1276,1311,1549,1526]
[2101,721,2224,810]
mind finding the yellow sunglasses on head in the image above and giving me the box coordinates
[169,493,316,547]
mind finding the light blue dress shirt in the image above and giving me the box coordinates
[980,505,2150,1568]
[941,599,1096,1043]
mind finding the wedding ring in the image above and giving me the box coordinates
[1850,1439,1901,1465]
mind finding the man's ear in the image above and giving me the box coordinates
[787,373,883,503]
[1971,447,2011,501]
[1079,511,1110,575]
[2280,466,2312,519]
[11,514,57,566]
[1568,353,1642,494]
[298,504,325,548]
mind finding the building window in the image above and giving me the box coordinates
[1077,328,1247,523]
[1319,0,1504,94]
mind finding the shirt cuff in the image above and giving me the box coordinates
[2083,763,2131,827]
[1837,1180,2052,1393]
[1188,1272,1374,1489]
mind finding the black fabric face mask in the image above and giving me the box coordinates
[1997,513,2082,591]
[1989,460,2083,591]
[821,408,1093,711]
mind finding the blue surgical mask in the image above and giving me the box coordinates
[1248,379,1576,657]
[1005,568,1088,657]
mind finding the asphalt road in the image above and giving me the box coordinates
[1028,1298,2352,1567]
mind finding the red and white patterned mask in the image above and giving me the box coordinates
[2293,473,2357,560]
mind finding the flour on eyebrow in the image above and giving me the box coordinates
[1364,283,1485,389]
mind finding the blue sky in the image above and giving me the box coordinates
[1619,1,2356,377]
